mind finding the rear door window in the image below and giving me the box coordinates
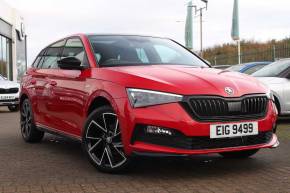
[32,49,46,68]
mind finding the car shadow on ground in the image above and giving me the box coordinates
[0,107,17,113]
[278,117,290,124]
[37,134,269,179]
[0,105,285,179]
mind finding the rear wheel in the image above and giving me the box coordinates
[20,99,44,143]
[8,105,19,112]
[219,149,259,159]
[82,106,130,173]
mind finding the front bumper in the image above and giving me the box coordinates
[114,98,278,156]
[131,134,279,156]
[0,94,19,106]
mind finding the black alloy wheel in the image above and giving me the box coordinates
[83,106,130,173]
[20,99,44,142]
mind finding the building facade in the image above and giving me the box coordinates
[0,0,27,81]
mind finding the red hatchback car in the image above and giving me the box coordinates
[21,34,279,172]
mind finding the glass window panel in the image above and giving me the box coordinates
[2,37,6,62]
[39,40,65,69]
[62,38,84,58]
[62,38,88,67]
[88,35,207,67]
[0,35,9,78]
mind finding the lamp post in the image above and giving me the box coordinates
[188,0,208,57]
[231,0,240,64]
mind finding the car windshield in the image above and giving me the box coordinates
[252,60,290,77]
[88,35,208,67]
[226,64,245,72]
[243,65,266,75]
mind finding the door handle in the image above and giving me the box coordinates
[49,81,57,86]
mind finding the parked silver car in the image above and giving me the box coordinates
[0,74,20,112]
[252,59,290,116]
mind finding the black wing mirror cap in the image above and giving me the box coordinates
[57,57,84,70]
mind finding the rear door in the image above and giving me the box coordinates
[35,39,66,127]
[28,49,46,123]
[47,37,90,138]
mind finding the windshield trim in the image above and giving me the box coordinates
[169,38,211,68]
[99,63,207,68]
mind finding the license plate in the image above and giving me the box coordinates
[0,95,15,100]
[210,122,258,139]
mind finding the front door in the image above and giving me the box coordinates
[47,38,90,138]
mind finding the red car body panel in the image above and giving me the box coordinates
[21,34,278,157]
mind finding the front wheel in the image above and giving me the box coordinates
[8,105,19,112]
[82,106,130,173]
[219,149,259,159]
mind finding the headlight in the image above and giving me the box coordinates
[266,90,275,101]
[127,88,183,108]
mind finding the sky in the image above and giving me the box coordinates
[6,0,290,64]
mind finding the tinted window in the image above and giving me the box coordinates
[62,38,88,67]
[226,64,245,72]
[154,45,181,63]
[136,48,149,63]
[32,56,41,68]
[88,35,208,67]
[243,65,266,75]
[32,49,46,68]
[38,40,65,69]
[252,60,290,77]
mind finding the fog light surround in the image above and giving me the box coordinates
[145,125,173,136]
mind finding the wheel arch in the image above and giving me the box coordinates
[20,93,29,108]
[87,96,112,116]
[86,90,120,118]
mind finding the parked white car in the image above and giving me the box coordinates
[252,59,290,116]
[0,74,20,112]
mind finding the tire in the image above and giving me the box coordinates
[274,98,281,116]
[219,149,259,159]
[20,99,44,143]
[8,105,19,112]
[82,106,130,173]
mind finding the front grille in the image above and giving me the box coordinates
[132,126,273,150]
[182,95,268,121]
[0,88,19,94]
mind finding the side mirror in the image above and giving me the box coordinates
[57,57,83,70]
